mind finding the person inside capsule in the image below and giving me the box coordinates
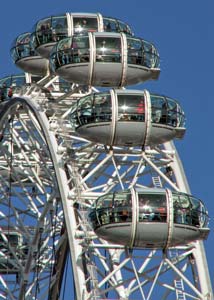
[73,18,97,34]
[32,14,133,55]
[50,33,160,77]
[96,37,121,63]
[0,75,29,101]
[33,16,68,47]
[11,33,38,63]
[89,190,208,229]
[73,92,184,129]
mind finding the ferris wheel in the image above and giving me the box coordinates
[0,12,212,300]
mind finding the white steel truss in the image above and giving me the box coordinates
[0,80,212,300]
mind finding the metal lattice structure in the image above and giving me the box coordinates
[0,11,212,300]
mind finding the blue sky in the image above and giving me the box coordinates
[0,0,213,293]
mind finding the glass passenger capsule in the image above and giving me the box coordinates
[89,188,209,248]
[10,32,49,76]
[71,89,185,147]
[50,33,160,87]
[31,12,133,58]
[0,74,42,101]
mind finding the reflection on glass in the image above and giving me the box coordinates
[73,17,98,34]
[117,94,145,121]
[150,95,185,127]
[72,93,112,126]
[31,13,134,52]
[89,190,209,230]
[103,18,118,33]
[50,36,90,70]
[50,34,160,71]
[127,38,159,68]
[0,74,41,101]
[32,15,68,48]
[89,191,132,228]
[71,91,185,129]
[138,193,167,222]
[96,37,121,63]
[172,192,209,227]
[11,33,37,63]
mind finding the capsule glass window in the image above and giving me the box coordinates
[150,95,167,125]
[117,20,132,35]
[173,193,192,225]
[117,94,145,122]
[151,95,185,127]
[111,191,132,223]
[30,31,39,50]
[0,75,26,88]
[0,77,10,88]
[71,36,90,63]
[138,192,167,222]
[51,37,72,68]
[36,18,52,44]
[189,196,208,227]
[92,193,114,228]
[51,16,68,41]
[172,192,209,227]
[0,77,12,99]
[96,37,121,63]
[165,98,179,127]
[93,191,132,226]
[97,193,114,209]
[113,191,132,207]
[11,33,36,62]
[73,17,98,34]
[103,18,119,33]
[143,40,159,68]
[76,94,93,125]
[166,97,185,127]
[93,93,112,122]
[127,38,143,65]
[58,37,72,51]
[11,75,27,86]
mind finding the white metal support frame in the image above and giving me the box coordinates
[0,77,211,300]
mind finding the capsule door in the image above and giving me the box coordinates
[114,92,148,146]
[92,34,123,87]
[135,190,169,248]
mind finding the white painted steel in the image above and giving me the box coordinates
[0,77,211,299]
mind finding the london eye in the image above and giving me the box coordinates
[0,12,212,300]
